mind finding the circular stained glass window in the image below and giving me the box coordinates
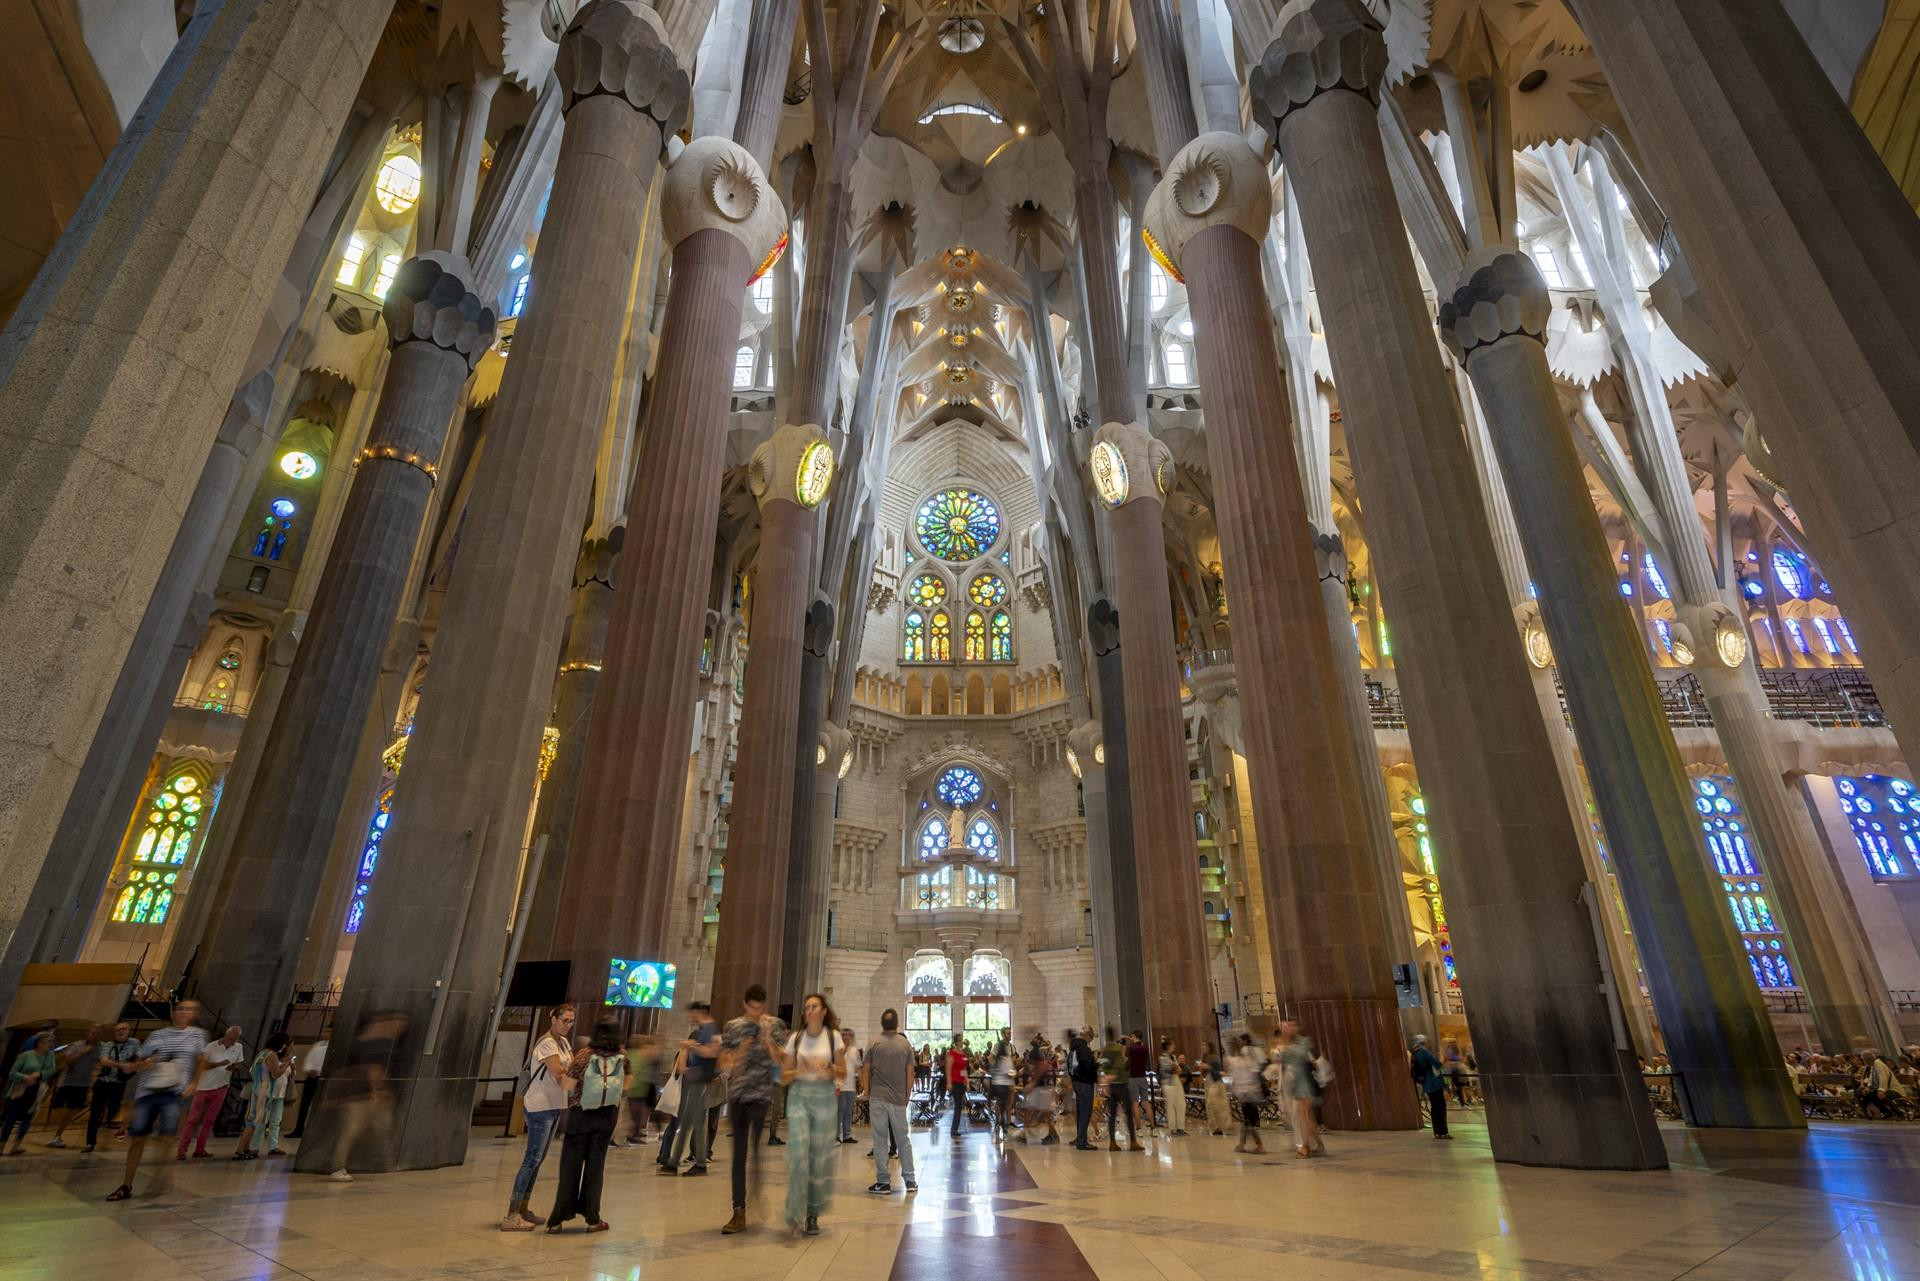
[271,498,297,519]
[375,154,422,214]
[916,490,1000,562]
[935,765,982,807]
[281,451,318,480]
[909,574,948,607]
[968,574,1007,608]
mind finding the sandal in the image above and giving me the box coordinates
[106,1185,133,1201]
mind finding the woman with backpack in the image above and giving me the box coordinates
[547,1019,627,1233]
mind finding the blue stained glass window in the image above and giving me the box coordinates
[1811,617,1839,655]
[345,787,393,934]
[966,817,998,861]
[1783,618,1811,655]
[1773,548,1811,599]
[918,815,947,861]
[1840,774,1920,876]
[1701,777,1797,990]
[936,766,982,806]
[1643,553,1670,600]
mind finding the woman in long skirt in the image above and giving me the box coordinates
[774,994,844,1237]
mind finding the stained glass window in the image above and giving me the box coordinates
[929,610,952,662]
[372,253,401,300]
[936,766,982,806]
[964,610,986,661]
[252,502,295,561]
[345,787,394,934]
[1698,777,1796,989]
[914,871,949,911]
[336,235,367,287]
[905,953,952,1049]
[918,814,948,861]
[1837,775,1920,877]
[909,573,948,607]
[990,609,1012,662]
[1811,617,1840,655]
[1783,617,1811,655]
[966,817,999,861]
[903,611,926,662]
[733,345,755,389]
[1643,553,1670,600]
[110,769,208,924]
[1773,548,1811,599]
[510,274,531,318]
[965,865,1000,909]
[375,154,422,213]
[916,489,1001,562]
[968,573,1007,607]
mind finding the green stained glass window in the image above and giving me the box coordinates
[989,610,1011,662]
[903,611,927,662]
[964,611,986,661]
[967,573,1007,607]
[112,767,211,924]
[909,573,947,607]
[916,490,1001,562]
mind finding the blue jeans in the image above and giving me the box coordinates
[837,1089,855,1140]
[870,1100,913,1185]
[511,1108,561,1203]
[668,1079,710,1169]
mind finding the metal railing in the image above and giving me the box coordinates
[1363,668,1888,732]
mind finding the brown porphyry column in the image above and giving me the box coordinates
[708,424,836,1008]
[196,253,495,1039]
[1249,0,1672,1161]
[1439,245,1799,1134]
[300,0,688,1174]
[1085,422,1213,1056]
[1143,134,1416,1131]
[552,135,787,1024]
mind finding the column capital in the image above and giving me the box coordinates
[1248,0,1388,143]
[1142,131,1272,282]
[662,135,790,274]
[555,0,690,135]
[818,720,853,779]
[1088,421,1174,510]
[749,422,835,512]
[383,252,497,369]
[1437,246,1551,363]
[1066,721,1105,781]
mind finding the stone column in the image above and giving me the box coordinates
[709,423,835,1010]
[196,254,494,1038]
[549,134,785,1018]
[299,0,688,1174]
[1572,0,1920,767]
[1145,132,1415,1130]
[778,600,835,1012]
[514,531,618,963]
[1087,423,1213,1055]
[0,0,389,970]
[1069,719,1132,1031]
[1087,604,1148,1035]
[1438,244,1798,1133]
[1249,0,1674,1159]
[797,720,851,998]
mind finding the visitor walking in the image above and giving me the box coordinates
[233,1032,294,1159]
[547,1018,626,1233]
[1277,1020,1323,1158]
[41,1025,104,1149]
[719,984,787,1234]
[1022,1033,1059,1144]
[88,1023,142,1153]
[989,1030,1016,1137]
[945,1036,969,1138]
[3,1029,58,1154]
[837,1028,861,1142]
[501,1003,574,1231]
[317,1009,408,1182]
[176,1025,243,1160]
[619,1031,658,1146]
[1100,1027,1140,1150]
[287,1035,327,1139]
[1227,1040,1265,1153]
[863,1009,917,1194]
[660,1001,719,1175]
[1067,1027,1097,1148]
[1126,1031,1153,1137]
[1410,1035,1450,1139]
[106,1000,208,1200]
[776,993,843,1236]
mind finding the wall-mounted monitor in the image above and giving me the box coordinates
[605,958,677,1009]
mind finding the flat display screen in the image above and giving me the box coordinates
[605,957,677,1009]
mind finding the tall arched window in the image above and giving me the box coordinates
[1165,341,1189,385]
[733,345,756,389]
[1836,774,1920,877]
[905,953,953,1050]
[903,611,927,662]
[110,766,211,924]
[201,645,243,712]
[344,787,393,934]
[1699,777,1797,990]
[336,235,367,287]
[929,610,952,662]
[251,498,296,561]
[509,274,531,317]
[964,610,986,661]
[917,814,948,861]
[965,865,1000,910]
[966,817,999,861]
[963,952,1011,1048]
[751,275,773,311]
[989,610,1012,662]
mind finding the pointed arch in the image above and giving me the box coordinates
[964,609,987,661]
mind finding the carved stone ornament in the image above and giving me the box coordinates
[820,720,853,778]
[382,251,498,370]
[554,0,690,134]
[1249,0,1389,144]
[662,135,789,260]
[1437,245,1552,363]
[1513,601,1553,670]
[1089,421,1174,509]
[1683,601,1749,670]
[1141,132,1272,280]
[748,422,833,511]
[1066,721,1104,780]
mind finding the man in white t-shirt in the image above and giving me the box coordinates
[836,1029,862,1143]
[106,1000,209,1201]
[502,1005,574,1231]
[176,1026,244,1160]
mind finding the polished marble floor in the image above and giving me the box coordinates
[4,1115,1919,1280]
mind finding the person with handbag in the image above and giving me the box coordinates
[1410,1035,1451,1139]
[652,1044,685,1165]
[501,1004,574,1231]
[1276,1020,1324,1159]
[660,1001,719,1177]
[546,1019,626,1233]
[3,1029,58,1154]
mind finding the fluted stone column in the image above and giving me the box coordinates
[796,719,851,997]
[300,0,688,1174]
[1438,244,1799,1134]
[1069,718,1134,1031]
[550,134,785,1020]
[710,424,835,1009]
[1087,423,1213,1054]
[778,600,835,1011]
[1571,0,1920,769]
[197,255,493,1038]
[517,531,619,962]
[1250,0,1673,1159]
[0,0,390,971]
[1087,601,1147,1036]
[1145,133,1415,1129]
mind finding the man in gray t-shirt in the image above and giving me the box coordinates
[862,1011,917,1194]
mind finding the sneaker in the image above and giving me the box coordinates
[1436,1134,1454,1141]
[500,1215,535,1232]
[804,1215,820,1236]
[683,1164,708,1177]
[329,1169,353,1182]
[868,1181,891,1194]
[903,1178,918,1193]
[45,1137,66,1149]
[656,1165,679,1176]
[767,1137,785,1146]
[722,1209,746,1235]
[83,1145,95,1154]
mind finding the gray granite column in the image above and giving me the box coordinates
[1085,612,1147,1036]
[0,0,389,977]
[1439,244,1799,1131]
[196,254,494,1039]
[298,0,688,1173]
[1573,0,1920,768]
[1249,0,1670,1159]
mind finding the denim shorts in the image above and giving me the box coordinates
[127,1089,184,1138]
